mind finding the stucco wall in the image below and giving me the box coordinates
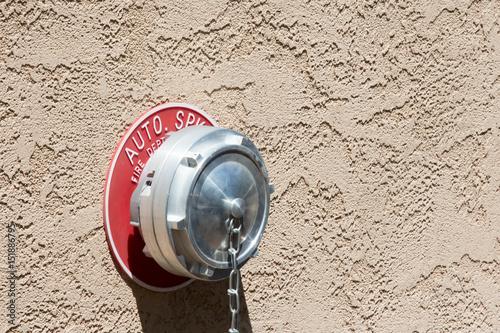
[1,0,500,332]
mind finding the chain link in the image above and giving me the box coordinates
[227,218,242,333]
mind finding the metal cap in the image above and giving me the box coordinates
[130,126,271,280]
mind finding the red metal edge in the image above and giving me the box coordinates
[103,102,217,291]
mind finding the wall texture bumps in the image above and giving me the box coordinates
[1,0,500,332]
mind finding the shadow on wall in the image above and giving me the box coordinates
[128,276,253,333]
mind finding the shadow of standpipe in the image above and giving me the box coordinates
[124,225,253,332]
[129,277,253,333]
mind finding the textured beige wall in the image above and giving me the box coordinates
[1,0,500,332]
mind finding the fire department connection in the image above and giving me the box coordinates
[103,102,272,289]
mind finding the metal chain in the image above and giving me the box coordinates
[227,218,242,333]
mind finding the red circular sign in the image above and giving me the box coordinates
[103,103,217,291]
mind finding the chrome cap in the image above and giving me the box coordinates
[130,126,271,280]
